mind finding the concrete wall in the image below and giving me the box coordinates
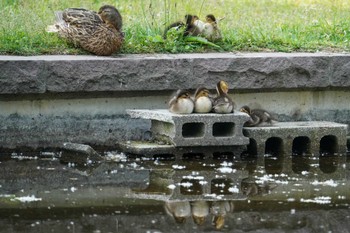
[0,53,349,148]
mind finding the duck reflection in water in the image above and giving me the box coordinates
[165,200,234,229]
[211,201,234,230]
[164,201,191,223]
[240,177,278,197]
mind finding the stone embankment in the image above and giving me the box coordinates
[0,53,349,148]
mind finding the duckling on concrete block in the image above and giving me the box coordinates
[193,87,213,113]
[240,105,276,127]
[213,80,235,114]
[168,89,194,114]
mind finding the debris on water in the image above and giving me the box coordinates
[172,164,186,170]
[167,184,176,190]
[217,167,236,173]
[311,179,338,187]
[61,142,103,165]
[228,186,239,193]
[11,195,42,203]
[105,151,127,162]
[300,196,332,204]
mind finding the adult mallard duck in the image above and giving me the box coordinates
[193,87,213,113]
[168,89,194,114]
[240,105,275,127]
[213,80,235,114]
[47,5,124,56]
[202,14,222,41]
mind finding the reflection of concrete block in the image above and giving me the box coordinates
[243,121,348,155]
[127,109,250,147]
[117,141,246,160]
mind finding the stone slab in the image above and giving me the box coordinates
[1,53,350,95]
[127,109,250,147]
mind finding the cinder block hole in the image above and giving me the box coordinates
[241,139,258,159]
[265,137,284,175]
[320,154,338,174]
[153,153,175,161]
[212,122,235,137]
[265,137,284,156]
[213,151,234,160]
[182,123,205,138]
[292,156,310,174]
[320,135,338,155]
[211,178,234,195]
[292,136,311,156]
[182,152,205,160]
[180,179,203,195]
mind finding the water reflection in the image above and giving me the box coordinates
[0,148,349,232]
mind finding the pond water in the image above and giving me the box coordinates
[0,149,349,233]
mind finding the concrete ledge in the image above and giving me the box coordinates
[1,53,350,95]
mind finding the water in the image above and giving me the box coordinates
[0,149,349,232]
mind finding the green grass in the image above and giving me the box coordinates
[1,0,350,55]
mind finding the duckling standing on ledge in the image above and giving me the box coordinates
[240,105,275,127]
[47,5,124,56]
[168,89,194,114]
[213,80,235,114]
[193,87,213,113]
[202,14,222,41]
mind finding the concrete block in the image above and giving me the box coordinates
[243,121,348,156]
[127,109,250,147]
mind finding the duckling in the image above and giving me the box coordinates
[193,15,205,33]
[168,89,194,114]
[240,105,275,127]
[164,14,201,38]
[202,14,222,41]
[193,87,213,113]
[165,201,191,223]
[47,5,123,56]
[213,80,235,114]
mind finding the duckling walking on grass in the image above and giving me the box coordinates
[168,89,194,114]
[193,87,213,113]
[240,105,276,127]
[164,14,202,38]
[47,5,124,56]
[213,80,235,114]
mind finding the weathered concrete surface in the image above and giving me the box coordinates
[1,53,350,149]
[1,53,350,94]
[243,121,348,155]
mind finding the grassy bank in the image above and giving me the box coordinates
[0,0,350,55]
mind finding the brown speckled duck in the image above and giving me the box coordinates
[47,5,124,56]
